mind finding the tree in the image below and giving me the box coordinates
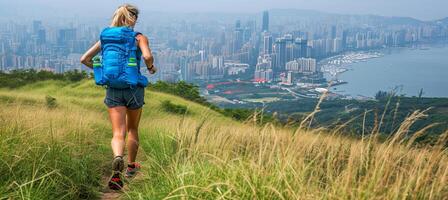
[375,90,388,100]
[418,88,424,99]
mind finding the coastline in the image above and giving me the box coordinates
[321,43,448,98]
[320,42,448,78]
[320,50,384,78]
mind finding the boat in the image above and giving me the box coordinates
[330,80,348,87]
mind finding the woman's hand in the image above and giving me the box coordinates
[80,41,101,69]
[147,65,157,74]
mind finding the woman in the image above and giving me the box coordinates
[80,4,157,190]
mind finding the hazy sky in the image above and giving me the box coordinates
[1,0,447,21]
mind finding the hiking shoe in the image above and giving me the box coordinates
[112,156,124,173]
[108,172,123,190]
[125,163,141,178]
[108,156,124,190]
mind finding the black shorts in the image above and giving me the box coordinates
[104,86,145,110]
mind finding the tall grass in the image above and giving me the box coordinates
[0,82,111,199]
[1,80,447,199]
[125,104,448,199]
[0,80,230,199]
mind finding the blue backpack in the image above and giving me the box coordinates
[93,26,148,89]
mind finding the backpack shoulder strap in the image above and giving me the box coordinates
[99,27,109,48]
[134,32,143,42]
[129,31,140,48]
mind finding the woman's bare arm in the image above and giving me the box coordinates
[136,34,157,74]
[80,41,101,69]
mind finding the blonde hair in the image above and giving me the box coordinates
[111,4,139,27]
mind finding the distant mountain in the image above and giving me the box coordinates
[268,9,426,27]
[375,16,424,25]
[434,17,448,25]
[269,9,331,18]
[364,15,425,26]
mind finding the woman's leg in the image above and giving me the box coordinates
[108,106,127,157]
[126,108,142,163]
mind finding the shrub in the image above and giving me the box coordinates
[149,81,211,107]
[45,95,57,109]
[0,69,89,88]
[64,69,89,82]
[161,100,188,115]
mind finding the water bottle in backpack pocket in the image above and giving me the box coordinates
[125,57,139,86]
[92,56,106,85]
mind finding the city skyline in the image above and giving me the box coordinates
[0,0,447,21]
[1,6,447,99]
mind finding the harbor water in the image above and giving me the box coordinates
[330,45,448,98]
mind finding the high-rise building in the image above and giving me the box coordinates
[0,55,6,71]
[57,28,76,47]
[285,58,317,73]
[212,56,224,70]
[286,43,295,63]
[180,57,192,82]
[342,30,348,49]
[294,38,308,58]
[262,11,269,32]
[330,25,337,39]
[263,33,273,54]
[356,33,366,49]
[325,38,333,54]
[274,38,286,71]
[233,20,244,54]
[254,54,273,82]
[37,29,46,45]
[193,61,210,79]
[283,34,294,63]
[333,38,343,53]
[33,20,42,34]
[235,20,241,29]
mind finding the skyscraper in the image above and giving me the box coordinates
[33,20,42,34]
[57,29,76,46]
[230,20,244,56]
[235,20,241,29]
[233,25,244,55]
[262,11,269,32]
[37,29,46,45]
[330,25,337,39]
[283,34,294,62]
[57,28,77,55]
[294,38,308,58]
[342,30,348,49]
[254,54,273,83]
[263,33,273,54]
[285,58,317,73]
[274,38,286,71]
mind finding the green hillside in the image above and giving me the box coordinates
[0,80,447,199]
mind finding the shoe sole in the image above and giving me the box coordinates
[112,157,124,173]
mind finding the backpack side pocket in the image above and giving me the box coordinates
[125,57,139,86]
[93,56,106,85]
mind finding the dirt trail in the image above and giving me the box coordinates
[100,191,121,200]
[99,174,122,200]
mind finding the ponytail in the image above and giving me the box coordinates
[111,4,139,27]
